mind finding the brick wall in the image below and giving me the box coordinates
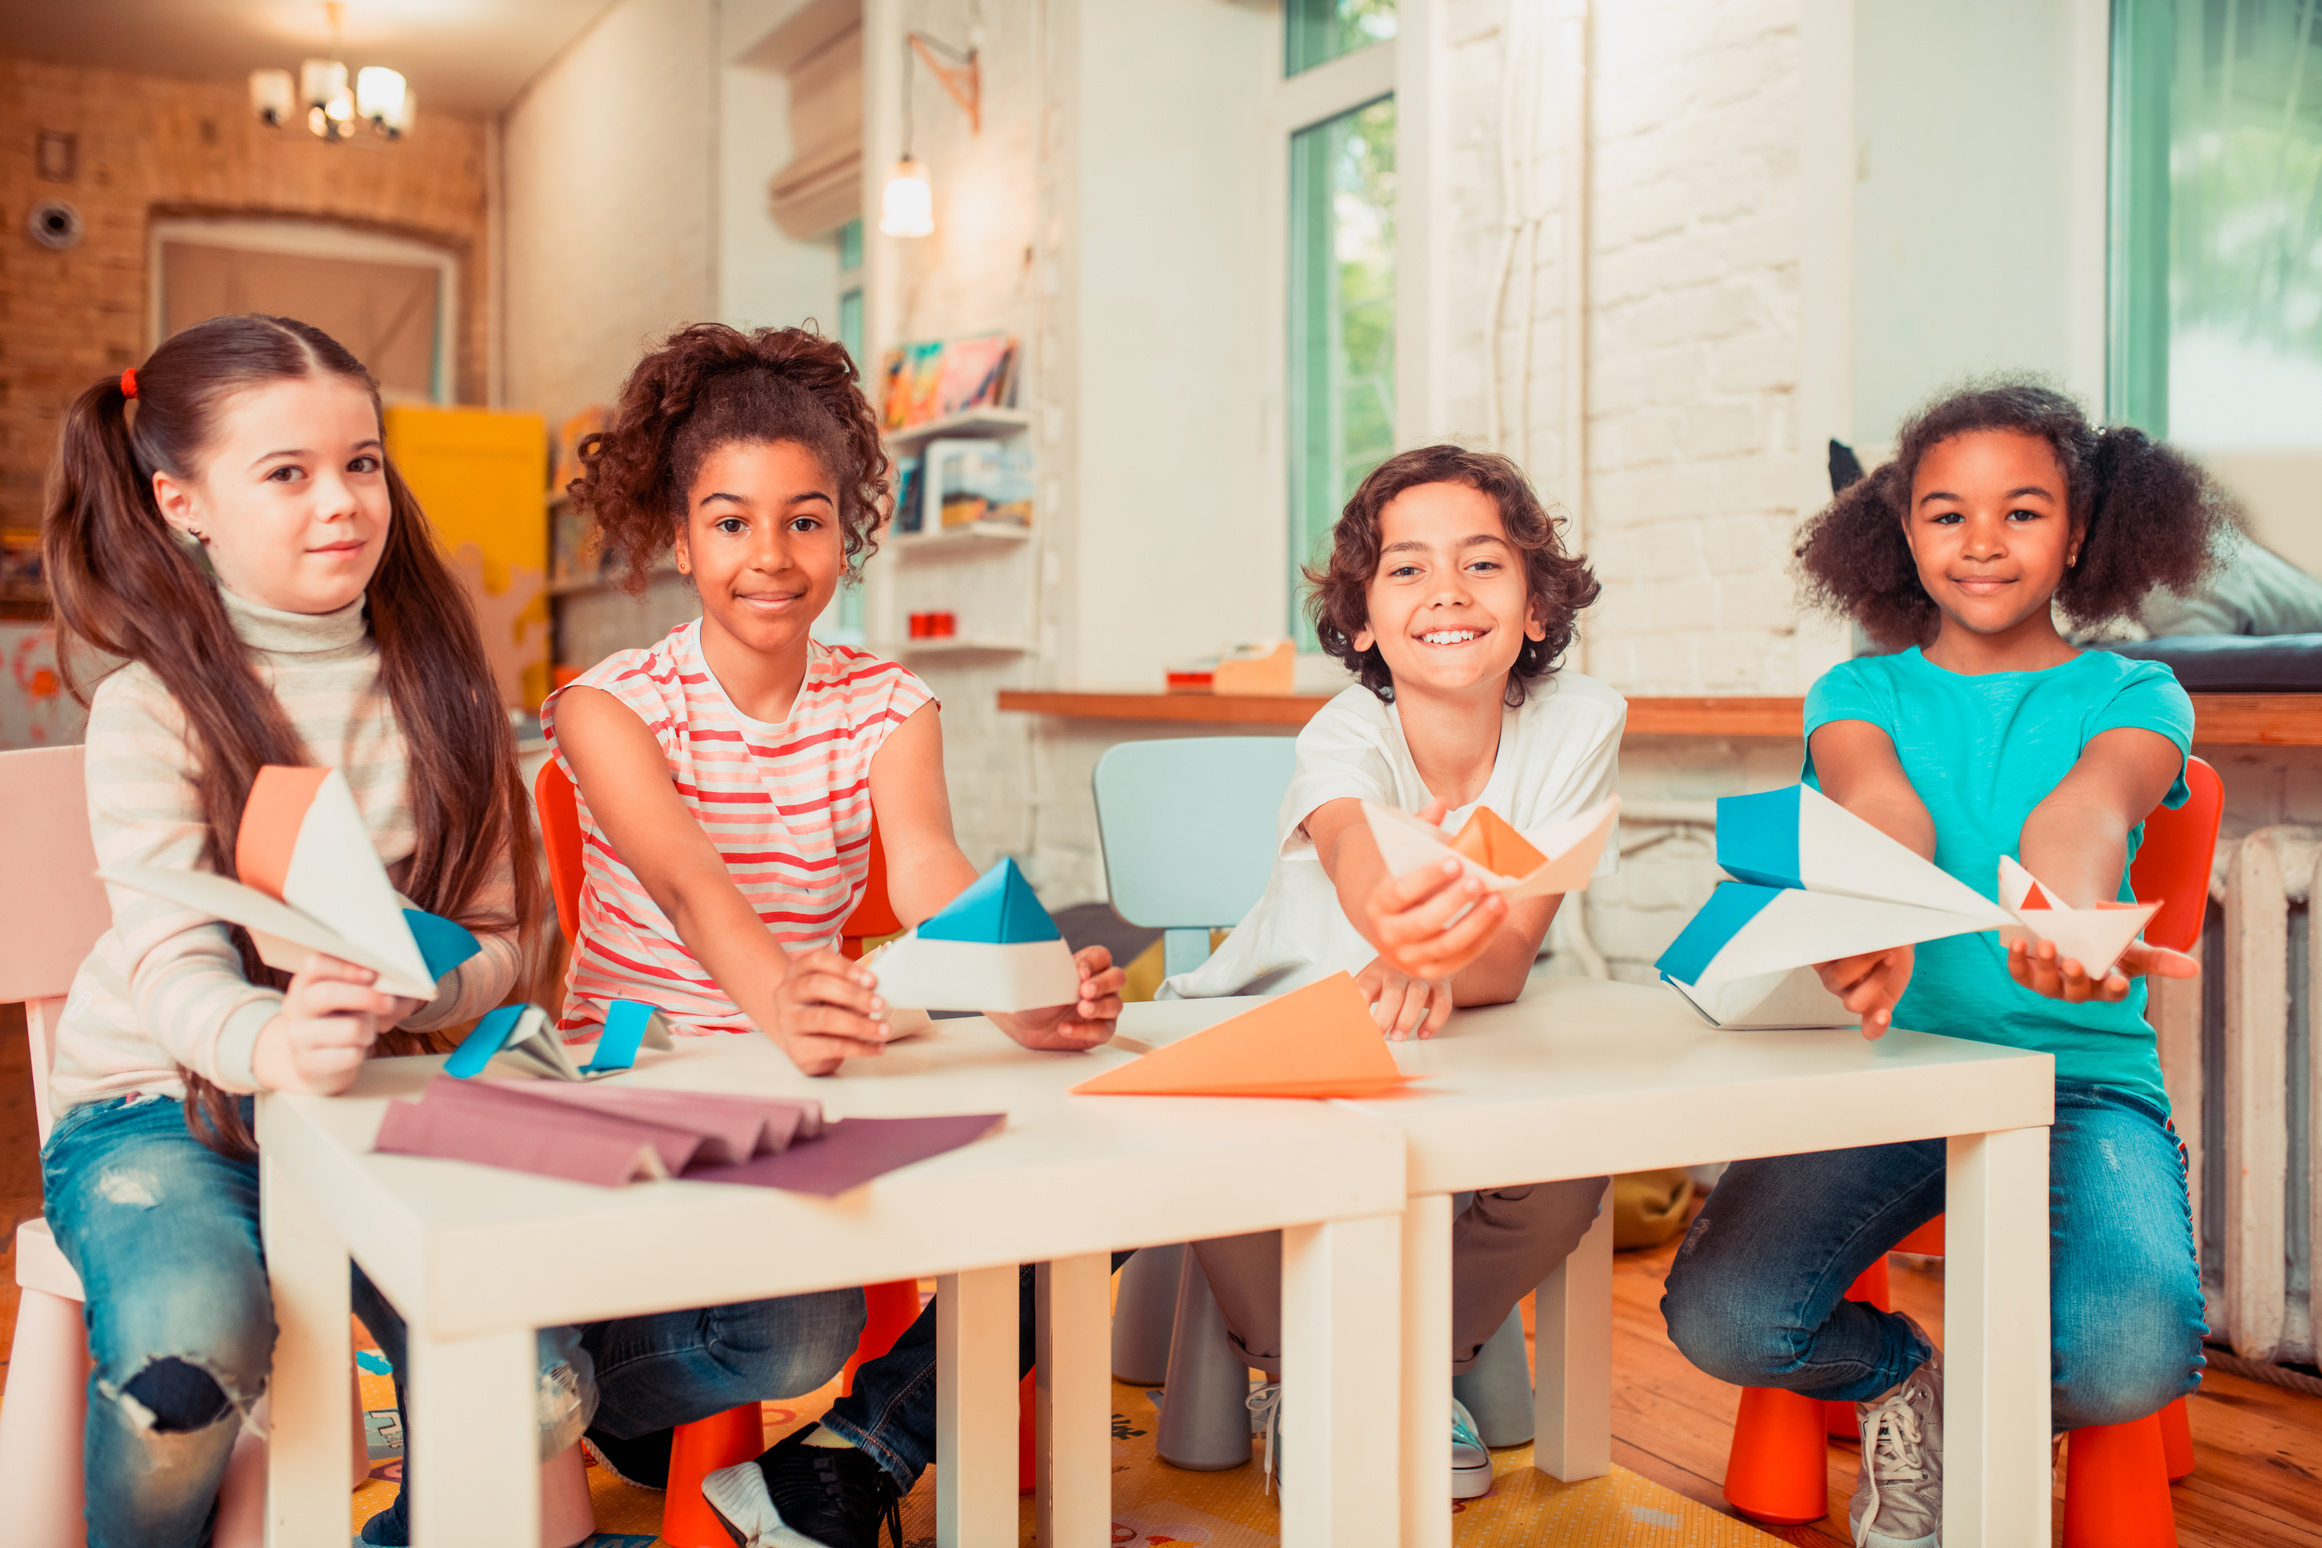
[0,55,491,530]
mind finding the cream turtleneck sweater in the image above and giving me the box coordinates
[49,586,521,1115]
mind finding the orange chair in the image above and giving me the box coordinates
[1722,758,2220,1539]
[531,759,929,1531]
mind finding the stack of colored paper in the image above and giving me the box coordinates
[373,1075,1003,1194]
[1072,973,1417,1099]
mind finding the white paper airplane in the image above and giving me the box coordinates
[1363,795,1619,899]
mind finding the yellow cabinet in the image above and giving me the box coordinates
[383,405,550,710]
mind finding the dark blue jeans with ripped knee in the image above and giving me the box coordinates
[42,1093,275,1548]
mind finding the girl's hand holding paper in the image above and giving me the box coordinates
[252,952,390,1096]
[993,944,1125,1052]
[771,947,894,1076]
[2005,935,2196,1004]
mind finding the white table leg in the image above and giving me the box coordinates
[258,1145,351,1547]
[1035,1254,1111,1547]
[406,1326,538,1548]
[936,1265,1017,1548]
[1944,1127,2051,1548]
[1400,1194,1453,1548]
[1280,1212,1401,1548]
[1533,1180,1612,1482]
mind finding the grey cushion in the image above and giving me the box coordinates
[2097,634,2322,692]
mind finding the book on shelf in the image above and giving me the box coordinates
[925,439,1034,531]
[879,334,1020,431]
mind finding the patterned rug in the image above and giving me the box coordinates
[350,1316,1773,1548]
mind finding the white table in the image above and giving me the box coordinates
[1109,979,2056,1548]
[257,1020,1407,1548]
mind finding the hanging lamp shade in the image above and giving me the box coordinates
[880,159,933,239]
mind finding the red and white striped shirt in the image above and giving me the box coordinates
[542,621,933,1035]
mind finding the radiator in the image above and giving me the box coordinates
[2186,828,2321,1365]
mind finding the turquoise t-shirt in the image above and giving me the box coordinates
[1801,648,2194,1112]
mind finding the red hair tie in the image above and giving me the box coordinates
[120,367,138,400]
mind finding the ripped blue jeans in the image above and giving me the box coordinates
[42,1093,274,1548]
[43,1093,865,1548]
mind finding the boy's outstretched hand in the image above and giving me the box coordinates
[1813,943,1914,1040]
[252,953,389,1095]
[2006,937,2197,1004]
[1355,956,1454,1041]
[995,945,1126,1052]
[1364,800,1506,983]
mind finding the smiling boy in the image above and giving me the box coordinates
[1160,444,1622,1498]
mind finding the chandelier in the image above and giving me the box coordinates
[248,3,413,143]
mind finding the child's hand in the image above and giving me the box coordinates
[2006,937,2196,1004]
[1813,944,1914,1040]
[379,995,428,1030]
[1354,956,1454,1040]
[252,954,390,1096]
[996,946,1125,1052]
[770,948,893,1075]
[1364,833,1507,983]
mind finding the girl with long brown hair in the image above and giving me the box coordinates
[39,313,534,1546]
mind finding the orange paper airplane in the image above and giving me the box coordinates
[1448,807,1549,877]
[1071,973,1417,1099]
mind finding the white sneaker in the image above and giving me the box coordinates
[1848,1319,1943,1548]
[1246,1380,1283,1493]
[1451,1397,1493,1499]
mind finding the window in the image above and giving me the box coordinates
[829,216,868,646]
[1287,95,1397,643]
[2111,0,2322,445]
[1287,0,1398,76]
[836,217,866,368]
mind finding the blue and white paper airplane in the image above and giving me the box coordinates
[1655,784,2011,1023]
[862,858,1084,1012]
[1655,784,2160,1027]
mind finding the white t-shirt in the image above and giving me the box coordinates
[1159,672,1627,1000]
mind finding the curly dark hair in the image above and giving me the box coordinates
[1795,378,2234,649]
[1306,445,1600,706]
[572,323,890,594]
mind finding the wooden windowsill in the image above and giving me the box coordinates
[997,690,2322,747]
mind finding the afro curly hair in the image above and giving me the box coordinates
[1794,378,2235,650]
[570,323,889,594]
[1305,444,1599,706]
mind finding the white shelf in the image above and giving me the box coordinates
[891,638,1032,659]
[883,408,1033,454]
[889,521,1033,556]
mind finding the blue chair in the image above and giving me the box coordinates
[1093,738,1295,1465]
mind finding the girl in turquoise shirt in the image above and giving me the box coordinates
[1661,381,2234,1548]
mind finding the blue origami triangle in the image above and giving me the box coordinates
[403,908,482,982]
[1654,881,1782,985]
[917,858,1061,944]
[1714,787,1804,890]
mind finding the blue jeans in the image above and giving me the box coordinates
[819,1252,1135,1490]
[1660,1080,2206,1428]
[43,1093,863,1548]
[43,1094,274,1548]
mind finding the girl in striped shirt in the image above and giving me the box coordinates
[545,324,1125,1547]
[546,323,1124,1070]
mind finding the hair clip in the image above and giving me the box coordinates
[120,367,138,400]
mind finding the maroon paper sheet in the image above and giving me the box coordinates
[685,1113,1007,1197]
[374,1080,699,1186]
[492,1082,822,1164]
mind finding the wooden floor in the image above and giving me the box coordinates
[3,1005,2319,1543]
[1608,1220,2322,1547]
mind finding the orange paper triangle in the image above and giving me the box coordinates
[2019,881,2053,910]
[235,765,330,902]
[1071,973,1416,1099]
[1447,807,1549,879]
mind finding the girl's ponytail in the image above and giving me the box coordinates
[2059,423,2231,625]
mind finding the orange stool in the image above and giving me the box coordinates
[845,1280,924,1394]
[1019,1367,1038,1495]
[662,1403,766,1547]
[2063,1414,2177,1548]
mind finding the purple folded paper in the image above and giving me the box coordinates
[684,1113,1007,1197]
[494,1082,822,1164]
[374,1078,702,1186]
[371,1075,999,1193]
